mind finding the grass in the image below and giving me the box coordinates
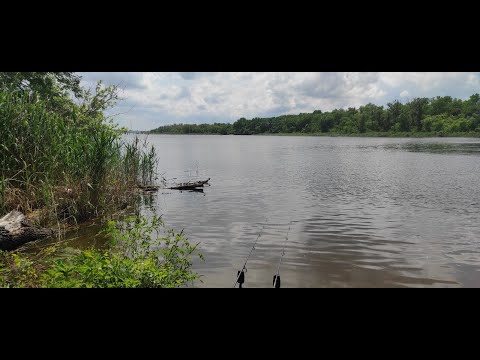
[123,136,160,187]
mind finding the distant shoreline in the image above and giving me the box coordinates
[143,131,480,138]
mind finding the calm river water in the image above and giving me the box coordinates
[69,135,480,287]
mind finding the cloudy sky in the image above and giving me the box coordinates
[79,72,480,131]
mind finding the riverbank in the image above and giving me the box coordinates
[148,131,480,138]
[149,93,480,138]
[0,214,202,288]
[0,73,206,288]
[0,77,161,253]
[257,131,480,138]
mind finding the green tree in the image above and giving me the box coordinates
[359,103,384,132]
[387,100,403,130]
[408,97,429,131]
[463,93,480,117]
[233,117,249,134]
[149,92,480,136]
[0,72,82,99]
[428,96,455,116]
[356,112,366,133]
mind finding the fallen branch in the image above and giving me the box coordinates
[169,178,210,190]
[0,211,53,251]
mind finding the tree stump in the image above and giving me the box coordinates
[0,211,53,251]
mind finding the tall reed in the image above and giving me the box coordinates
[0,89,158,224]
[123,136,159,187]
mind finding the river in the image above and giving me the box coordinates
[66,135,480,287]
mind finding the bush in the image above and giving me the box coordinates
[1,215,203,288]
[0,250,43,288]
[42,215,203,288]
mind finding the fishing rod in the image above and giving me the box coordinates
[233,218,268,288]
[273,220,292,288]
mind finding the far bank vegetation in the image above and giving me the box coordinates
[150,94,480,137]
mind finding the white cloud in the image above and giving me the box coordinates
[78,72,480,130]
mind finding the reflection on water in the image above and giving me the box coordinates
[23,220,108,258]
[34,135,480,287]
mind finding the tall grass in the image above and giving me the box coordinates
[123,136,159,187]
[0,89,158,224]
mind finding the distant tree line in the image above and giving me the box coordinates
[151,122,233,135]
[150,94,480,136]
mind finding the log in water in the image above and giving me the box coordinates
[0,211,53,251]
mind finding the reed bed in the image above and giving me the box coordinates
[0,89,158,224]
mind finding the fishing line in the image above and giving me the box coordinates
[273,220,292,288]
[233,217,268,288]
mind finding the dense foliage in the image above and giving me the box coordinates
[0,72,82,99]
[0,73,201,288]
[0,73,157,223]
[150,94,480,136]
[151,123,234,135]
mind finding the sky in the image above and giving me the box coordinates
[79,72,480,131]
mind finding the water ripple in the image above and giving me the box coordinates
[121,135,480,287]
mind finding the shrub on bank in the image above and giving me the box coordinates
[0,215,203,288]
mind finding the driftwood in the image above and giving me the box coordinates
[169,178,210,190]
[0,211,53,251]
